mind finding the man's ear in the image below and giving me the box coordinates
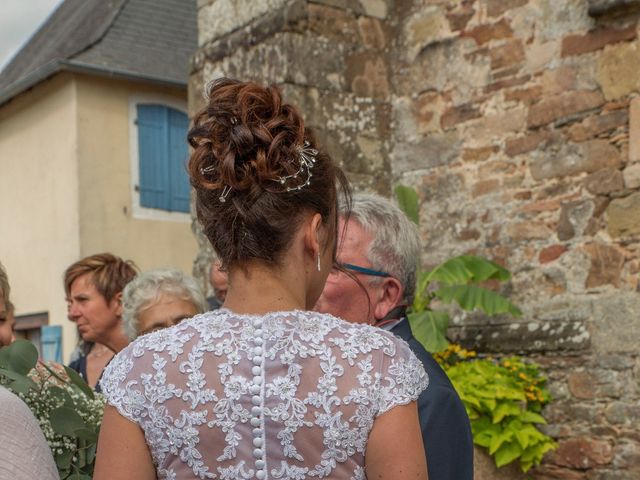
[373,277,404,321]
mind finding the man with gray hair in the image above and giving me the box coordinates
[315,192,473,480]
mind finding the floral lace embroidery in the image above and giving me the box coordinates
[101,310,428,479]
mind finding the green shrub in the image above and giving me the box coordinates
[437,348,557,471]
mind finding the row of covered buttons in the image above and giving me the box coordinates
[250,319,266,479]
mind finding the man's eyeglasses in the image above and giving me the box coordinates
[336,263,391,278]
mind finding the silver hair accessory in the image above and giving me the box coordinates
[219,185,232,203]
[275,140,318,192]
[200,164,215,175]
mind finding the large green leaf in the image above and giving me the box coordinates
[495,441,523,468]
[434,285,522,316]
[489,429,514,455]
[394,184,420,225]
[426,255,511,285]
[48,385,76,409]
[63,365,95,400]
[85,443,97,468]
[74,428,99,443]
[407,310,450,353]
[50,406,87,437]
[520,410,547,424]
[55,450,74,470]
[0,368,38,394]
[0,339,39,375]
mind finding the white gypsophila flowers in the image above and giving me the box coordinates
[17,361,106,475]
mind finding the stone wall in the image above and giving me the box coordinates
[192,1,640,478]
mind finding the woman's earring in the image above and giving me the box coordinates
[317,253,321,272]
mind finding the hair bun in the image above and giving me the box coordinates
[189,78,307,194]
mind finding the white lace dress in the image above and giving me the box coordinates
[101,309,429,480]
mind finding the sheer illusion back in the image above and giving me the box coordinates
[101,309,428,479]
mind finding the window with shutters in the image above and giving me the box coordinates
[129,96,191,221]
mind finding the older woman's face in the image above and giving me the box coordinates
[0,299,15,347]
[137,294,200,336]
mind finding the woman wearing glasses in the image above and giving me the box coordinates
[95,78,429,480]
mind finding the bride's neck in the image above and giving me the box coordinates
[223,260,307,315]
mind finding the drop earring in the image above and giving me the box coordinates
[317,253,321,272]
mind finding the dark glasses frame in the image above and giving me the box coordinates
[337,262,391,278]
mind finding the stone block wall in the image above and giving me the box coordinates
[192,1,640,478]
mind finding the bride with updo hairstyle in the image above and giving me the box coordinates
[96,78,429,480]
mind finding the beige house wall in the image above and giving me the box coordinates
[0,73,81,360]
[1,73,198,361]
[74,75,197,274]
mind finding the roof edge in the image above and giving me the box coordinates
[0,60,186,108]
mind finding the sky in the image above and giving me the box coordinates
[0,0,64,71]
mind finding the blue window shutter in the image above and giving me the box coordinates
[137,105,169,210]
[41,325,63,364]
[167,108,191,213]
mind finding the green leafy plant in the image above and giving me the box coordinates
[394,184,556,472]
[439,349,557,471]
[0,340,104,480]
[408,254,523,352]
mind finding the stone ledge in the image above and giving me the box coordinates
[449,317,591,353]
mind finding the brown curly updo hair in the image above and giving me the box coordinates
[188,78,350,267]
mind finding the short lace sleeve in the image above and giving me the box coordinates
[99,343,142,424]
[100,341,159,426]
[376,336,429,416]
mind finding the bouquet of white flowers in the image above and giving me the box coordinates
[0,339,105,480]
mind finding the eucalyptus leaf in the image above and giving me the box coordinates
[75,428,99,443]
[407,310,450,353]
[3,375,38,394]
[0,366,31,384]
[3,339,39,375]
[394,184,420,225]
[63,365,95,399]
[50,406,87,437]
[48,385,76,408]
[0,346,10,368]
[78,439,87,468]
[85,443,97,466]
[67,474,92,480]
[55,450,74,470]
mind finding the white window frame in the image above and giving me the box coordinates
[128,93,191,222]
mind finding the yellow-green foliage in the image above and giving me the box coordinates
[437,347,557,472]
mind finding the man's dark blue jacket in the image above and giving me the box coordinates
[390,319,474,480]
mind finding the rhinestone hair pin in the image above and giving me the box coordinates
[275,140,318,192]
[218,185,231,203]
[200,164,215,175]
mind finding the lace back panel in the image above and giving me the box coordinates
[101,310,428,480]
